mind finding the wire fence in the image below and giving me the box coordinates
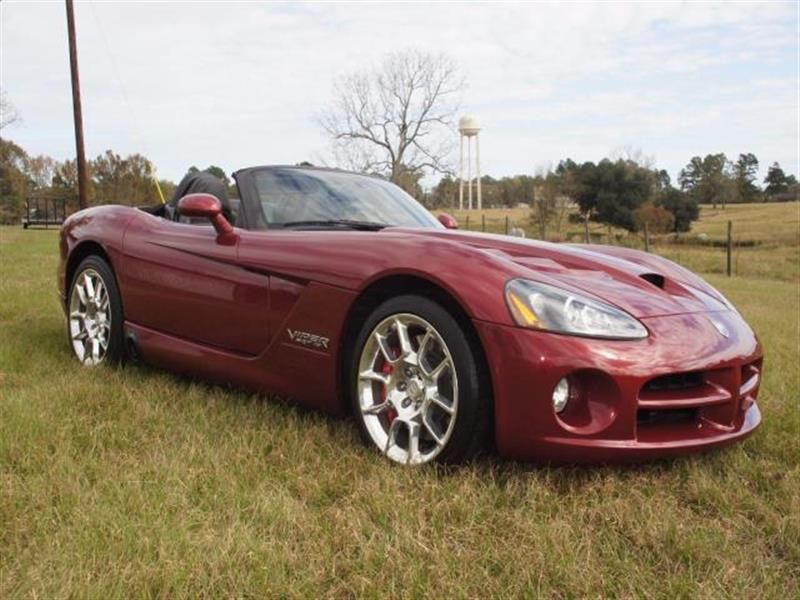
[453,209,799,282]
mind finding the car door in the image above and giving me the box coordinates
[120,213,269,355]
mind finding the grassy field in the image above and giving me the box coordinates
[452,202,800,281]
[1,227,798,597]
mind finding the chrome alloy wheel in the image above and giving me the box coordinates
[69,268,111,365]
[357,313,458,465]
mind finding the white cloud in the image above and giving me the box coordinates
[1,0,796,184]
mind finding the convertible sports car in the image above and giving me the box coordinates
[58,166,763,465]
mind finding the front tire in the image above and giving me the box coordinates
[350,295,490,465]
[67,255,125,366]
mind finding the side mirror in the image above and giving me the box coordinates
[177,193,234,237]
[437,213,459,230]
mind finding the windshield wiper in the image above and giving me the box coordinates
[277,219,389,231]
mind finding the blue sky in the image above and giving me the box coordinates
[1,1,797,186]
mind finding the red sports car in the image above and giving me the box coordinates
[58,166,763,465]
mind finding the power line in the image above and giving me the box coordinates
[87,0,165,203]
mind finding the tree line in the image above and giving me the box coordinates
[424,153,798,236]
[0,137,241,224]
[1,135,797,233]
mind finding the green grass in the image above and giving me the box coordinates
[1,227,798,597]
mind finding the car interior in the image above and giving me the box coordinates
[139,171,240,227]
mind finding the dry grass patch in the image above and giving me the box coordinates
[1,227,798,597]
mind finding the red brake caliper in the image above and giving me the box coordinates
[382,354,398,424]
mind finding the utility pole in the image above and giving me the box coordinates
[66,0,88,210]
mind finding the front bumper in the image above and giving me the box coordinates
[475,310,763,463]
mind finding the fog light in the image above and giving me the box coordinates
[552,377,569,413]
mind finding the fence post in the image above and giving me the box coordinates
[644,223,650,252]
[584,218,590,244]
[726,220,732,277]
[607,224,612,245]
[505,215,510,235]
[465,215,470,231]
[481,214,486,232]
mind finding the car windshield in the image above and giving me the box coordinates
[251,168,442,229]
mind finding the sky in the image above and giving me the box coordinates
[1,0,797,187]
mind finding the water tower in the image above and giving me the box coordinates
[458,115,481,211]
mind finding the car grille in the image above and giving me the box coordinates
[636,360,762,434]
[637,407,697,426]
[642,371,704,393]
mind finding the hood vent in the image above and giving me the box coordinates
[640,273,665,289]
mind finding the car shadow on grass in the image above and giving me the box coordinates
[114,359,722,495]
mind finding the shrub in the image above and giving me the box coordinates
[633,201,674,234]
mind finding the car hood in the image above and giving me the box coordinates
[395,228,731,319]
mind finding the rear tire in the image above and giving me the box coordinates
[67,255,125,366]
[350,294,490,465]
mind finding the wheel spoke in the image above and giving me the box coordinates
[359,369,390,385]
[70,310,85,321]
[83,273,96,301]
[429,359,450,381]
[394,318,412,358]
[430,392,455,415]
[73,329,89,341]
[417,330,434,370]
[363,401,391,416]
[91,338,101,362]
[406,421,421,464]
[384,419,402,454]
[422,412,444,445]
[75,283,88,305]
[374,332,398,364]
[94,281,105,303]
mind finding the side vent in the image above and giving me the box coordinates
[640,273,665,289]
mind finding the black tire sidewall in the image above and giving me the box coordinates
[350,294,486,465]
[68,255,125,365]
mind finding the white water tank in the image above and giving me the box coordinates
[458,115,480,137]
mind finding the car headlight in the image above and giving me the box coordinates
[505,279,648,340]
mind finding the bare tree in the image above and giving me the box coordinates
[24,154,56,188]
[319,50,463,185]
[0,90,21,131]
[610,145,655,169]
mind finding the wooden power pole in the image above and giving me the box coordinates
[65,0,88,210]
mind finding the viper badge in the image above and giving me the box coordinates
[287,329,330,350]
